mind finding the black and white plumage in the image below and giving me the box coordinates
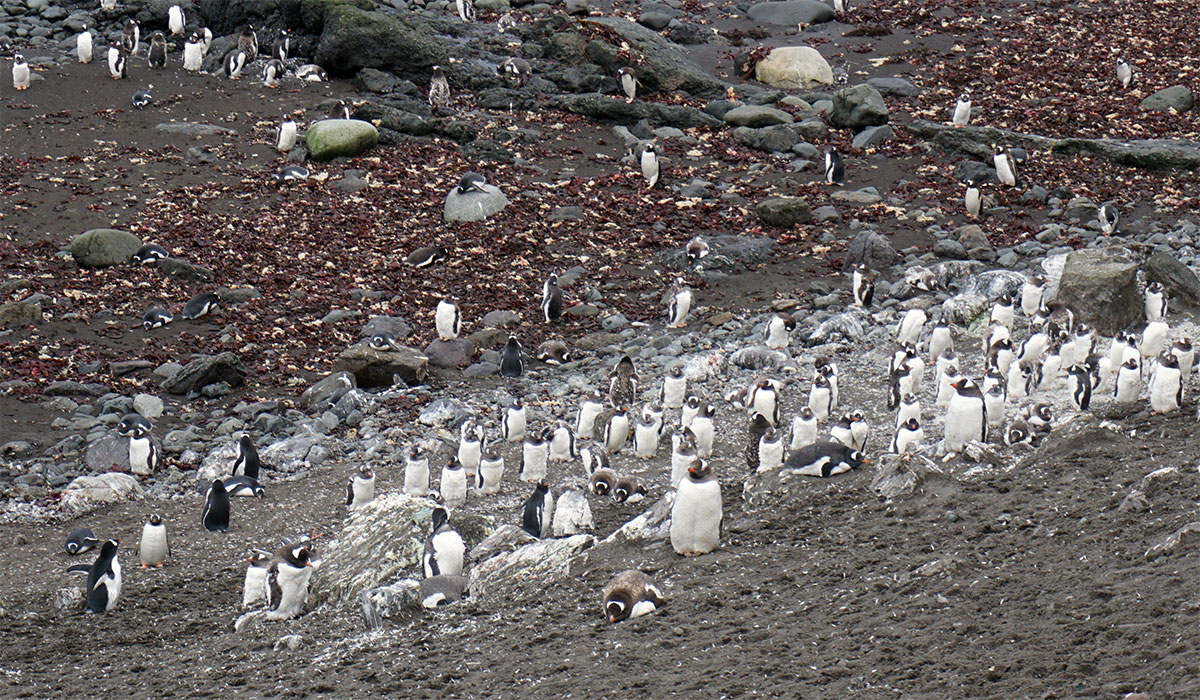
[238,25,258,61]
[965,178,982,219]
[223,49,247,79]
[456,0,476,22]
[131,89,152,109]
[77,27,93,64]
[231,434,261,480]
[745,412,771,469]
[65,527,100,556]
[542,273,563,323]
[993,146,1018,187]
[497,11,519,32]
[991,292,1015,330]
[455,172,487,194]
[11,53,29,90]
[521,481,555,539]
[132,243,168,264]
[764,313,796,350]
[850,264,876,307]
[548,421,576,462]
[641,141,660,188]
[895,308,926,347]
[435,298,461,340]
[457,421,484,475]
[262,59,285,88]
[180,291,219,320]
[951,92,971,127]
[1114,357,1142,403]
[167,4,185,34]
[1005,419,1032,447]
[1171,338,1195,377]
[747,378,780,427]
[603,408,631,454]
[202,478,231,532]
[944,378,987,453]
[439,461,468,509]
[502,398,526,442]
[476,445,504,494]
[423,508,465,578]
[107,43,127,79]
[1021,276,1047,320]
[660,365,688,408]
[124,418,158,477]
[633,414,661,459]
[407,245,448,268]
[890,417,923,454]
[1144,282,1167,322]
[345,465,375,509]
[1116,58,1133,89]
[404,444,430,497]
[1098,202,1119,235]
[589,466,617,497]
[500,336,524,378]
[757,427,785,472]
[690,403,716,458]
[274,116,298,154]
[1067,364,1093,411]
[429,65,451,109]
[142,307,173,330]
[138,514,169,568]
[1140,320,1169,359]
[602,570,665,623]
[612,475,646,504]
[577,390,605,439]
[608,355,638,408]
[242,552,272,609]
[201,27,213,54]
[789,406,819,451]
[182,33,203,71]
[296,64,327,82]
[686,236,709,268]
[670,461,722,556]
[264,542,314,620]
[784,441,867,477]
[222,475,264,499]
[272,29,291,61]
[500,57,531,87]
[519,430,549,482]
[666,284,692,328]
[71,539,122,613]
[617,67,638,102]
[122,19,140,55]
[824,148,845,186]
[808,373,833,421]
[1149,352,1182,414]
[147,32,166,69]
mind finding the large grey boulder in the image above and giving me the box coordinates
[581,17,726,98]
[332,343,428,388]
[258,432,341,473]
[1055,248,1140,335]
[734,125,802,153]
[753,45,832,89]
[841,229,897,271]
[1143,247,1200,306]
[755,196,812,228]
[469,523,538,563]
[84,433,130,472]
[60,473,144,513]
[722,104,794,127]
[361,315,413,339]
[1140,86,1194,112]
[70,229,142,268]
[746,0,836,26]
[423,339,475,369]
[160,352,248,394]
[444,184,509,223]
[468,534,594,601]
[305,119,380,161]
[829,84,889,131]
[300,371,355,410]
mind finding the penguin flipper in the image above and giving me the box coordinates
[346,480,354,507]
[66,564,91,574]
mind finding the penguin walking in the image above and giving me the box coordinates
[850,265,875,307]
[202,479,231,532]
[784,442,868,477]
[182,33,203,71]
[824,148,845,186]
[1098,202,1119,235]
[429,65,451,109]
[789,407,819,450]
[423,508,465,577]
[519,430,549,481]
[147,32,167,69]
[1144,282,1167,322]
[670,461,722,556]
[542,273,563,323]
[242,552,272,608]
[440,461,468,509]
[993,146,1018,187]
[138,514,169,568]
[891,418,923,454]
[223,49,248,79]
[521,481,555,539]
[1116,58,1133,89]
[346,466,375,509]
[617,67,638,103]
[764,313,796,349]
[640,142,660,188]
[666,284,692,328]
[404,444,430,497]
[222,475,264,499]
[603,407,631,454]
[272,29,291,61]
[69,539,122,613]
[117,413,159,477]
[1149,353,1182,414]
[944,378,987,453]
[951,92,971,127]
[180,291,220,320]
[435,298,461,340]
[264,542,314,620]
[609,355,638,408]
[502,398,526,442]
[276,115,298,153]
[577,390,605,439]
[602,570,665,623]
[78,27,93,64]
[168,5,185,35]
[107,42,127,80]
[476,445,504,494]
[262,59,284,88]
[65,527,100,556]
[500,336,524,378]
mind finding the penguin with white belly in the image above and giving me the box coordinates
[423,507,465,578]
[670,461,722,557]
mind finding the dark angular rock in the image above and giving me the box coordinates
[332,344,428,388]
[755,197,812,228]
[841,229,897,271]
[828,84,889,132]
[1143,246,1200,306]
[160,352,249,394]
[424,339,475,369]
[156,257,216,283]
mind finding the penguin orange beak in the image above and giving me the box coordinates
[609,615,618,623]
[860,457,871,465]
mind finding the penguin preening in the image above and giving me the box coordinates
[824,149,845,186]
[138,514,169,568]
[602,570,665,623]
[423,507,465,578]
[764,313,796,349]
[670,461,722,556]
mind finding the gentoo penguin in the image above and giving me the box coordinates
[991,292,1014,330]
[828,413,855,450]
[500,57,532,87]
[905,266,938,292]
[264,542,314,620]
[965,178,982,219]
[580,441,610,476]
[745,412,771,469]
[116,413,158,477]
[747,378,780,426]
[1067,364,1093,410]
[548,421,576,462]
[808,373,833,421]
[202,478,231,532]
[142,307,172,331]
[457,421,484,475]
[262,59,285,88]
[329,99,351,122]
[951,92,971,127]
[1140,320,1168,359]
[660,365,687,409]
[789,406,819,450]
[609,355,638,409]
[1007,359,1030,401]
[665,283,692,328]
[1026,403,1053,431]
[123,19,141,55]
[407,245,448,268]
[847,410,869,452]
[520,430,549,481]
[148,32,166,69]
[429,65,451,109]
[1005,419,1032,447]
[65,527,100,556]
[617,67,638,102]
[680,394,701,428]
[456,0,476,22]
[671,461,722,556]
[500,336,524,378]
[296,64,326,82]
[577,390,605,439]
[423,508,465,577]
[641,141,660,188]
[222,475,264,499]
[200,27,213,54]
[455,172,486,194]
[167,4,185,34]
[272,29,291,61]
[850,264,876,307]
[816,357,840,409]
[833,0,851,11]
[1098,202,1119,235]
[231,434,262,480]
[242,551,272,608]
[238,25,258,61]
[131,89,152,109]
[101,0,115,9]
[603,570,665,623]
[1021,275,1046,317]
[895,392,921,428]
[134,245,169,267]
[1149,352,1182,414]
[421,576,469,609]
[182,33,203,71]
[404,444,430,497]
[78,27,93,64]
[476,445,504,494]
[928,321,953,365]
[785,441,867,477]
[497,10,519,32]
[668,432,697,488]
[589,464,618,497]
[1018,326,1049,365]
[690,403,716,458]
[895,308,926,347]
[603,407,631,454]
[542,273,563,323]
[107,42,127,79]
[271,114,299,154]
[630,413,659,460]
[1074,324,1095,360]
[993,146,1017,187]
[138,514,169,568]
[1115,357,1142,403]
[439,461,468,509]
[346,465,375,509]
[71,539,122,613]
[944,378,986,453]
[1116,58,1133,88]
[686,236,709,268]
[1144,282,1167,322]
[824,148,845,186]
[223,49,247,79]
[757,427,785,472]
[1170,338,1194,377]
[180,291,219,320]
[502,398,526,443]
[612,475,646,504]
[891,417,923,454]
[765,313,796,349]
[521,481,555,538]
[987,337,1015,378]
[984,383,1006,428]
[435,298,461,340]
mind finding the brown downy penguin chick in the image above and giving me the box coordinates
[608,355,637,408]
[602,570,665,623]
[264,541,314,620]
[745,412,772,469]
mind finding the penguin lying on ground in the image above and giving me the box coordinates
[602,570,665,623]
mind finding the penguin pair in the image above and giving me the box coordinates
[67,539,122,613]
[116,413,159,477]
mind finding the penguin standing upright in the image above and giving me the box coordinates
[202,479,231,532]
[147,32,166,68]
[238,25,258,61]
[990,292,1015,330]
[65,527,100,556]
[435,298,461,340]
[272,29,291,61]
[964,178,982,219]
[764,313,796,349]
[609,355,637,408]
[603,407,631,454]
[476,444,504,494]
[168,4,185,34]
[423,508,465,577]
[602,570,665,623]
[951,92,971,127]
[984,383,1006,428]
[808,373,833,421]
[548,421,576,462]
[790,406,819,450]
[264,542,314,620]
[502,398,526,442]
[108,42,127,79]
[850,265,875,307]
[824,149,845,186]
[928,321,953,365]
[891,417,923,454]
[276,115,297,153]
[993,146,1018,187]
[138,514,169,568]
[617,67,638,102]
[1021,275,1046,317]
[747,378,779,427]
[429,65,451,109]
[895,392,921,429]
[521,481,555,538]
[123,19,140,55]
[519,430,549,481]
[895,308,926,346]
[660,365,687,409]
[231,434,261,480]
[1115,357,1142,403]
[1067,364,1093,410]
[404,444,430,497]
[1098,203,1119,235]
[1171,338,1194,377]
[577,390,605,439]
[78,27,93,63]
[633,414,661,459]
[690,403,716,458]
[1144,282,1167,322]
[640,142,660,188]
[944,378,986,453]
[542,273,563,323]
[745,413,771,469]
[71,539,122,613]
[439,461,468,509]
[346,465,375,509]
[500,336,524,378]
[815,357,840,411]
[1116,58,1133,88]
[757,427,785,471]
[1149,352,1182,414]
[182,33,203,71]
[670,461,722,556]
[242,552,272,608]
[117,414,159,477]
[1140,320,1169,359]
[666,284,692,328]
[457,421,483,475]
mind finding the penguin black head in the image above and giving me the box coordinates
[359,465,374,480]
[799,406,815,420]
[846,450,868,467]
[148,513,162,526]
[606,597,630,623]
[408,443,423,459]
[685,395,700,409]
[686,460,711,481]
[116,413,152,437]
[901,417,920,431]
[368,333,396,351]
[534,480,550,495]
[456,172,486,194]
[756,378,772,391]
[1159,352,1179,369]
[849,410,865,423]
[431,506,449,531]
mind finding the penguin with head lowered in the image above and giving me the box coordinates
[68,539,122,613]
[65,527,100,556]
[603,570,665,623]
[423,507,465,578]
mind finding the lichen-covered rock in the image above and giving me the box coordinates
[305,119,380,161]
[729,346,788,370]
[550,490,593,537]
[61,473,145,513]
[753,45,832,89]
[70,229,143,268]
[469,534,594,601]
[722,104,794,127]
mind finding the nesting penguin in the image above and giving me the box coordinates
[602,570,665,623]
[222,475,264,499]
[65,527,100,556]
[296,64,326,81]
[423,507,465,578]
[500,336,524,378]
[521,480,555,539]
[137,514,169,568]
[429,65,451,109]
[131,89,152,109]
[784,441,867,477]
[180,291,219,320]
[824,148,845,186]
[640,141,660,188]
[202,478,231,532]
[70,539,122,613]
[951,92,971,127]
[542,273,563,323]
[407,245,448,268]
[670,461,722,557]
[345,465,375,509]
